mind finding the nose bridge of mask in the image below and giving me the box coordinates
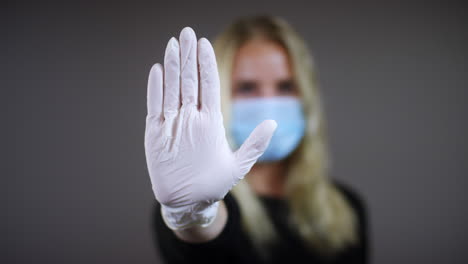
[233,96,301,117]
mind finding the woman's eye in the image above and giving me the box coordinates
[236,82,257,94]
[277,80,296,94]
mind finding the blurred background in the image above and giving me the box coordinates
[3,0,467,263]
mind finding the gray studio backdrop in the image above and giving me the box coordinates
[4,0,468,263]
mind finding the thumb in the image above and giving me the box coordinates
[234,119,278,178]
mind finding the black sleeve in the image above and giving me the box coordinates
[151,192,260,264]
[333,181,370,264]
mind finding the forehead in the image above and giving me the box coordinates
[232,39,292,80]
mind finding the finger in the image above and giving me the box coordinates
[198,38,221,112]
[234,120,278,178]
[179,27,198,108]
[147,63,164,118]
[163,37,181,119]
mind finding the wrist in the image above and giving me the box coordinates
[160,202,220,230]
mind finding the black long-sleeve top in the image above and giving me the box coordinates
[152,181,369,264]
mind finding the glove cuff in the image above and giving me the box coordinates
[160,202,219,230]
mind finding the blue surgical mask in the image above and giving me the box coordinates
[230,97,306,162]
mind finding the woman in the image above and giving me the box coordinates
[145,16,368,264]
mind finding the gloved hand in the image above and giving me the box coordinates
[144,27,277,230]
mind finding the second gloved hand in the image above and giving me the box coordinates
[144,27,277,230]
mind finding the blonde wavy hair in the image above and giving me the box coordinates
[213,16,358,257]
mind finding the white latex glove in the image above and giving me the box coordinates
[144,27,277,230]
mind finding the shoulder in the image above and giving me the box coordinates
[332,180,367,220]
[331,180,370,262]
[332,179,369,244]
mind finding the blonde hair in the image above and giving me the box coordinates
[213,16,358,257]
